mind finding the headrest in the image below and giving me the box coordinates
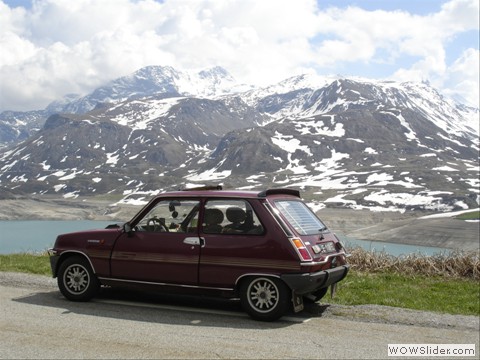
[226,207,246,223]
[204,208,224,225]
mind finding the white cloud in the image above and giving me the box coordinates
[0,0,478,111]
[442,48,480,107]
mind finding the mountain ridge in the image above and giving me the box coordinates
[0,65,478,213]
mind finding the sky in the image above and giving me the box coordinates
[0,0,478,112]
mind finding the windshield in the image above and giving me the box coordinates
[274,200,326,235]
[136,199,200,233]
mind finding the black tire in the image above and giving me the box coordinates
[304,287,329,303]
[57,256,100,301]
[240,277,290,321]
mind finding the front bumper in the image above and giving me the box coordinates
[47,248,59,278]
[281,264,350,295]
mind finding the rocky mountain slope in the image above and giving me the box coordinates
[0,66,478,213]
[0,66,252,147]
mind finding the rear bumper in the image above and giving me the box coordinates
[281,265,350,295]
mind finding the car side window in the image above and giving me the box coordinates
[136,199,200,233]
[203,200,264,235]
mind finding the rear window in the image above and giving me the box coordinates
[274,200,326,235]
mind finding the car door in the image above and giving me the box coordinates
[110,198,201,285]
[198,199,278,289]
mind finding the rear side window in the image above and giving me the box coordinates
[203,199,264,235]
[274,200,326,235]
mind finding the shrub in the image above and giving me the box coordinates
[347,247,480,279]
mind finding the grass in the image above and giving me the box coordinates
[330,271,479,316]
[334,247,480,315]
[0,250,479,316]
[455,210,480,221]
[0,252,51,275]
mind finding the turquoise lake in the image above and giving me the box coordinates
[0,220,116,254]
[0,220,451,257]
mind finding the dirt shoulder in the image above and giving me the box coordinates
[0,196,139,221]
[319,208,479,251]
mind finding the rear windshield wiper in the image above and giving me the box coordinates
[318,226,328,240]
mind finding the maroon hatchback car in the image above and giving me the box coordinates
[49,187,349,321]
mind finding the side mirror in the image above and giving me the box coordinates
[123,223,134,237]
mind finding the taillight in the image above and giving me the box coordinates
[291,238,313,261]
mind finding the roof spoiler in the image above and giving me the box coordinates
[257,189,301,198]
[181,185,223,191]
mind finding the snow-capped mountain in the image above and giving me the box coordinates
[0,66,251,147]
[0,66,478,212]
[52,65,250,115]
[241,76,478,137]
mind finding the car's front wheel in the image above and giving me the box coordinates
[240,277,289,321]
[57,256,99,301]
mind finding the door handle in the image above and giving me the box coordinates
[183,237,201,246]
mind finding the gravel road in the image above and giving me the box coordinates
[1,272,478,359]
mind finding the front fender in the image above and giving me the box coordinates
[48,249,96,278]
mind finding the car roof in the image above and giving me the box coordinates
[152,187,301,199]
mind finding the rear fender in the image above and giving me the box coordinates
[234,273,282,295]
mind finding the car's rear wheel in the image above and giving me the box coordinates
[57,256,99,301]
[240,277,289,321]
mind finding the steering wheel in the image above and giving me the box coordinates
[146,217,169,232]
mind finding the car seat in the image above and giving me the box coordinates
[223,207,247,233]
[203,208,224,233]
